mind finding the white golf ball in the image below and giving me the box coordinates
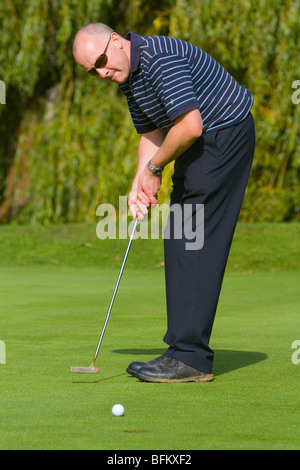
[112,404,125,417]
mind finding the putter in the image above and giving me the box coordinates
[71,218,139,374]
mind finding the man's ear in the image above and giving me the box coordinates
[111,32,123,49]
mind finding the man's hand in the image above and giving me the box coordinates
[128,166,161,220]
[128,129,165,220]
[128,185,144,220]
[136,166,162,216]
[128,109,202,220]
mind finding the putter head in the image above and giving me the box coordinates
[70,365,98,374]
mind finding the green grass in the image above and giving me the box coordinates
[0,221,299,271]
[0,222,299,449]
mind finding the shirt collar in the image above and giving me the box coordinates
[124,32,141,74]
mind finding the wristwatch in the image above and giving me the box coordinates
[147,160,163,176]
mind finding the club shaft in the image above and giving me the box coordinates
[94,219,139,358]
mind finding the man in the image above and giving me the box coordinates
[73,23,255,383]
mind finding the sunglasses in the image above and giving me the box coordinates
[87,34,112,76]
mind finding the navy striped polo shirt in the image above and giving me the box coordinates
[119,32,253,135]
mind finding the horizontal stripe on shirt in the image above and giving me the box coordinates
[119,32,253,134]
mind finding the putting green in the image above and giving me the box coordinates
[0,223,299,449]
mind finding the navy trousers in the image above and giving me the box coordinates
[163,113,256,373]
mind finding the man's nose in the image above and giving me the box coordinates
[97,68,109,79]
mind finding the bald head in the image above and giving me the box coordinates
[73,23,113,56]
[73,23,131,84]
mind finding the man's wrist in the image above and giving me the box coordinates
[147,160,163,176]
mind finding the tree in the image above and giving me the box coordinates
[0,0,299,223]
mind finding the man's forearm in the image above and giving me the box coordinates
[150,109,203,169]
[132,129,166,188]
[131,109,203,216]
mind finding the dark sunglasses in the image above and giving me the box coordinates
[87,34,112,76]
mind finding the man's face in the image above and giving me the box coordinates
[73,32,130,84]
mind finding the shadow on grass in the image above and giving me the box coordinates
[112,348,267,376]
[212,349,267,376]
[71,372,127,384]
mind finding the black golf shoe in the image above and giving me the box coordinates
[130,356,214,383]
[126,354,169,376]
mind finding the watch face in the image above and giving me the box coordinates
[148,161,162,175]
[148,162,162,175]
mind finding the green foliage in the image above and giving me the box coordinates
[169,0,300,221]
[0,0,299,223]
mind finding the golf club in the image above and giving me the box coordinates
[71,218,139,374]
